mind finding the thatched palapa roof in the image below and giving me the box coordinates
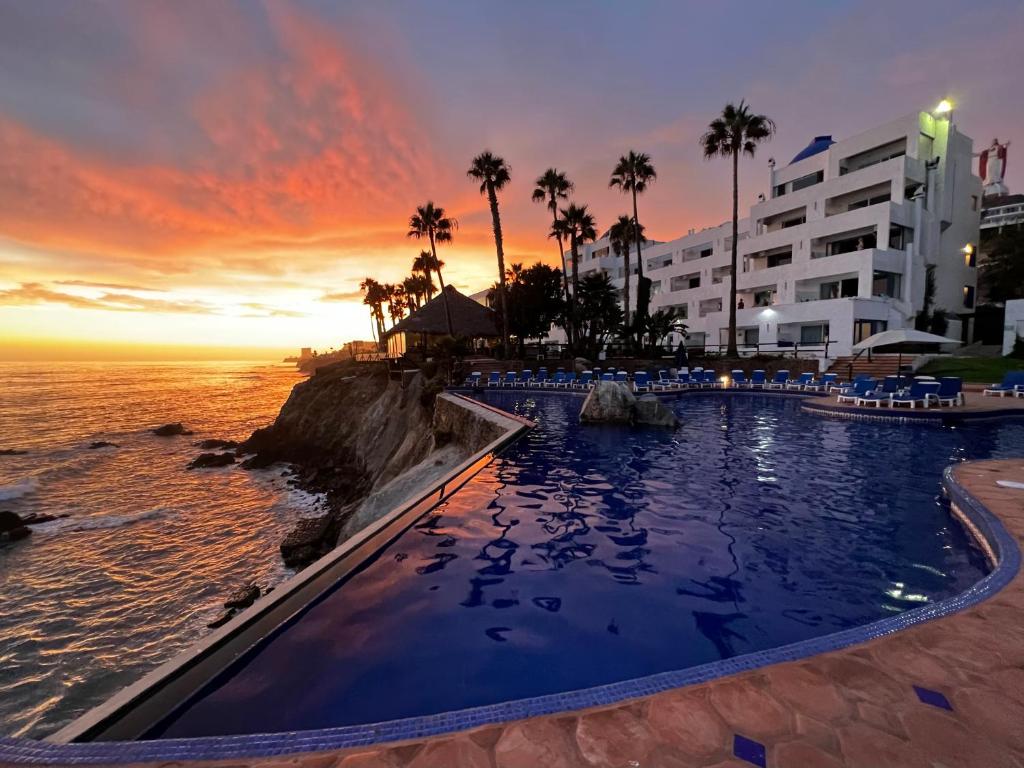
[385,285,499,338]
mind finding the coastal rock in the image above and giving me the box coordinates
[634,394,680,428]
[580,381,636,424]
[223,583,260,609]
[280,514,337,568]
[88,441,118,449]
[194,438,239,450]
[580,382,678,428]
[19,512,65,525]
[207,608,236,629]
[0,449,27,456]
[573,357,593,374]
[152,422,193,437]
[187,452,236,470]
[0,511,31,542]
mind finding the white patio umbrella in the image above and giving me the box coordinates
[852,329,961,380]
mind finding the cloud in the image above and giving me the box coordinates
[56,279,159,292]
[240,302,307,318]
[0,282,219,315]
[320,289,364,303]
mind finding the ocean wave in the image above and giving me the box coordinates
[37,507,172,534]
[0,478,37,501]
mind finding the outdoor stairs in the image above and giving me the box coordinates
[827,354,919,380]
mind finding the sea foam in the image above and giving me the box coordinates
[0,478,38,501]
[37,507,172,533]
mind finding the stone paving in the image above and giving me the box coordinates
[32,458,1021,768]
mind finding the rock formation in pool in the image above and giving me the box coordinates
[580,381,679,428]
[241,362,513,568]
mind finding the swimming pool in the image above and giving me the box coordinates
[146,391,1024,739]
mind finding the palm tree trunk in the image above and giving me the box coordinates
[553,213,573,350]
[570,234,581,345]
[632,189,644,347]
[488,184,510,356]
[622,245,631,334]
[430,231,454,337]
[727,151,739,357]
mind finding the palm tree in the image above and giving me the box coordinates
[700,101,775,356]
[531,168,574,344]
[411,251,440,300]
[555,204,597,335]
[608,214,645,332]
[384,283,407,327]
[360,277,388,348]
[408,202,457,336]
[609,151,656,338]
[468,151,512,353]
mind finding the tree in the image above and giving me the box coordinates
[574,272,624,354]
[411,251,440,299]
[915,265,938,331]
[980,229,1024,303]
[555,204,597,338]
[468,151,512,354]
[609,151,656,338]
[408,202,457,336]
[360,277,388,348]
[491,262,565,357]
[700,101,775,356]
[642,308,687,353]
[384,283,407,327]
[609,214,645,334]
[532,168,575,344]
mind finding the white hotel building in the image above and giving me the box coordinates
[562,108,982,366]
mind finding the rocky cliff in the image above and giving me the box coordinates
[241,362,517,567]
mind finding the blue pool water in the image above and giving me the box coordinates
[151,393,1024,738]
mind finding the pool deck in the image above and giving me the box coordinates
[20,458,1018,768]
[800,383,1024,423]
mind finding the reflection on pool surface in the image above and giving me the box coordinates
[150,392,1024,738]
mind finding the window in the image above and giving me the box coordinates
[971,195,979,212]
[767,251,793,268]
[872,271,902,299]
[791,170,824,192]
[964,245,976,268]
[854,319,886,344]
[753,289,774,306]
[889,224,914,250]
[800,324,828,344]
[743,328,760,346]
[963,285,976,309]
[689,275,701,289]
[781,216,806,228]
[827,231,877,255]
[700,247,713,258]
[773,183,786,198]
[819,278,858,300]
[848,192,891,210]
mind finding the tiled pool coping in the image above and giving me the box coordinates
[1,396,1021,765]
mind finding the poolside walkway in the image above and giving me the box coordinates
[98,459,1021,768]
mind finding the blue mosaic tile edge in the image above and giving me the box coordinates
[802,400,1024,425]
[0,452,1017,764]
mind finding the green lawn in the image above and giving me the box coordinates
[918,356,1023,383]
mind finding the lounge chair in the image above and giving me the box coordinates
[854,377,899,407]
[928,377,964,407]
[520,369,533,387]
[750,370,767,389]
[600,372,614,382]
[634,371,651,393]
[561,372,577,388]
[804,373,837,392]
[730,370,748,388]
[767,370,789,390]
[983,371,1024,397]
[786,372,815,391]
[463,371,482,387]
[614,371,628,383]
[836,378,876,404]
[534,371,548,387]
[549,371,566,388]
[501,371,518,387]
[891,381,941,409]
[703,370,719,388]
[577,371,594,389]
[487,371,501,387]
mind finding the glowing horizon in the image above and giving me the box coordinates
[1,1,1021,360]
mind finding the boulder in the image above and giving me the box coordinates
[187,452,236,470]
[223,583,260,609]
[152,422,193,437]
[0,510,31,542]
[573,357,593,375]
[0,449,27,456]
[280,514,337,568]
[88,441,118,449]
[635,395,680,428]
[20,512,65,525]
[207,608,236,629]
[579,382,679,428]
[580,381,636,424]
[194,438,238,450]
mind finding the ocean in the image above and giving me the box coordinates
[0,361,318,739]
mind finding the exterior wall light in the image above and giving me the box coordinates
[934,99,953,116]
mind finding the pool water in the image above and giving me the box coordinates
[151,393,1024,738]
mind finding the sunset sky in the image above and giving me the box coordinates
[1,0,1022,360]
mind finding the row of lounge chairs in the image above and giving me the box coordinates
[982,371,1024,398]
[835,375,964,408]
[462,367,842,393]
